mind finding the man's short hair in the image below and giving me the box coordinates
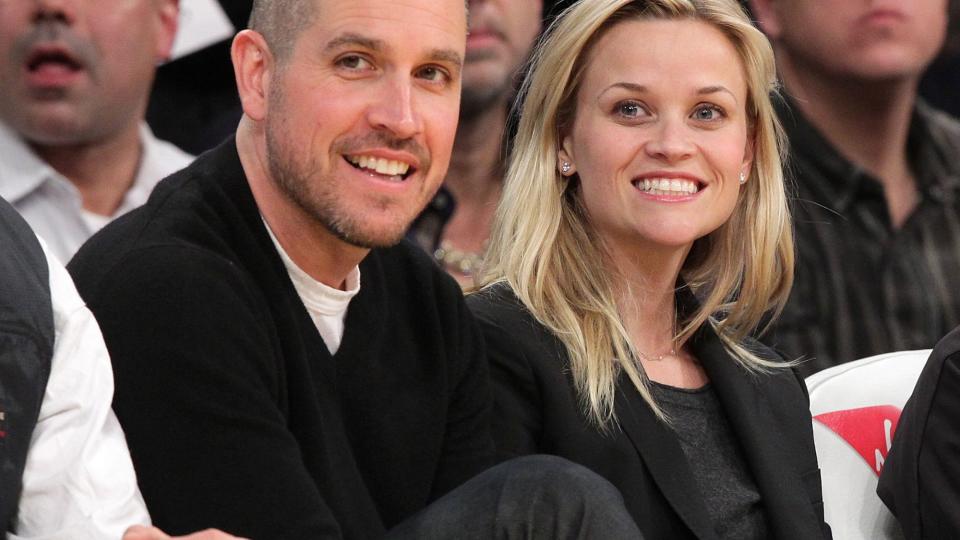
[248,0,318,62]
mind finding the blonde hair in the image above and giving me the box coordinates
[478,0,794,425]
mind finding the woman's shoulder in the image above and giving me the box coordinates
[467,282,566,362]
[467,282,535,325]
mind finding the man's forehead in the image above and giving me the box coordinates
[315,0,467,33]
[310,0,467,59]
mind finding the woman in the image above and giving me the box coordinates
[467,0,830,538]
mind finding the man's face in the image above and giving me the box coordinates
[758,0,947,81]
[0,0,177,145]
[461,0,542,117]
[263,0,466,249]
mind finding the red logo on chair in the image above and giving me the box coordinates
[814,405,901,476]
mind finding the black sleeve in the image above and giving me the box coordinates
[913,353,960,538]
[429,292,495,497]
[468,295,544,461]
[82,246,344,539]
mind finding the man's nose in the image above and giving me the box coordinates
[32,0,76,25]
[367,76,423,140]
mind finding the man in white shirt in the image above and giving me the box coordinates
[0,190,236,539]
[0,0,193,263]
[0,189,145,537]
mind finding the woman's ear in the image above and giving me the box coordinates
[741,129,756,181]
[558,136,576,176]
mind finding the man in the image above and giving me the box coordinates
[878,327,960,539]
[0,0,192,263]
[0,194,149,538]
[68,0,641,538]
[749,0,960,375]
[408,0,544,286]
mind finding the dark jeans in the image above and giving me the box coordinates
[387,455,643,539]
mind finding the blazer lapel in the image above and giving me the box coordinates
[694,327,823,540]
[615,381,720,540]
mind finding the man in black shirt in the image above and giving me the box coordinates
[749,0,960,375]
[69,0,640,538]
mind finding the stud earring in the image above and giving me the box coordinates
[739,172,747,184]
[561,162,572,174]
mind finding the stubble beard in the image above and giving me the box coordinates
[264,104,425,249]
[266,128,413,249]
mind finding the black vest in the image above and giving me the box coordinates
[0,198,54,531]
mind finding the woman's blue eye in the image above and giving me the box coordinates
[617,101,643,117]
[693,105,724,121]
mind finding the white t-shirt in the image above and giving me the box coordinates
[264,222,360,354]
[13,238,150,538]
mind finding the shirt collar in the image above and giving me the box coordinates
[778,95,960,212]
[120,124,162,214]
[776,95,865,213]
[0,121,174,212]
[0,121,61,204]
[909,100,960,202]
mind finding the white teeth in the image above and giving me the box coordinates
[634,178,699,195]
[346,155,411,177]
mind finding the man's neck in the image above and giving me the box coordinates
[779,53,920,226]
[440,102,508,253]
[32,121,143,217]
[237,119,367,291]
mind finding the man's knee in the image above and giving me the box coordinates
[498,454,621,499]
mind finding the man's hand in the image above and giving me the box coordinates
[123,525,248,540]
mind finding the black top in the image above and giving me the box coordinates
[878,326,960,539]
[68,139,494,539]
[767,97,960,376]
[468,283,831,540]
[651,383,767,539]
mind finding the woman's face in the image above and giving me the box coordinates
[560,18,753,255]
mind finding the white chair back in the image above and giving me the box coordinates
[805,350,931,540]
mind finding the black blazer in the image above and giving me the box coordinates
[878,326,960,539]
[468,284,830,540]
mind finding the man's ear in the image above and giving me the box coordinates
[154,0,179,62]
[747,0,782,39]
[231,30,274,122]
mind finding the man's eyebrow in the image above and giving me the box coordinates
[324,33,385,53]
[428,48,463,68]
[322,34,462,68]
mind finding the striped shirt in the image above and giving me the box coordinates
[767,98,960,377]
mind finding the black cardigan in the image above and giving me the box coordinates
[878,326,960,539]
[467,283,830,540]
[69,139,494,539]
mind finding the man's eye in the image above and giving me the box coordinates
[692,104,725,121]
[336,55,373,70]
[417,66,450,83]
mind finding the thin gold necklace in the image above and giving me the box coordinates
[636,318,678,362]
